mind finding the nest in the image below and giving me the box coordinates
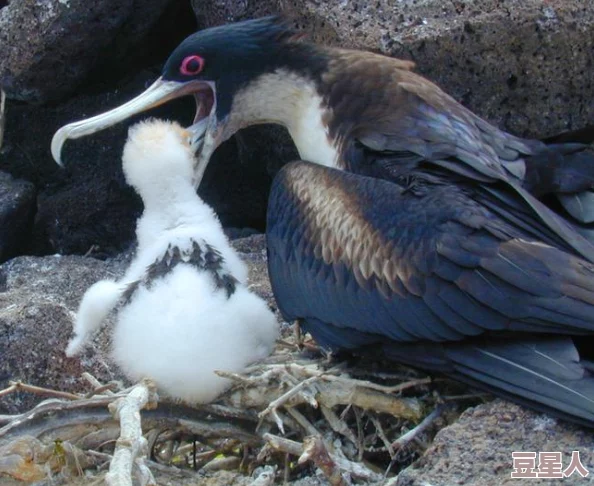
[0,327,485,485]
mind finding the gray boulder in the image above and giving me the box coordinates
[192,0,594,138]
[0,253,124,414]
[0,0,178,103]
[397,399,594,485]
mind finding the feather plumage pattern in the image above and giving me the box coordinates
[267,161,594,425]
[67,119,278,403]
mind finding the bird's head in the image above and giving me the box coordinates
[122,119,198,195]
[51,17,322,183]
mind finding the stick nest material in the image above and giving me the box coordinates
[0,330,484,485]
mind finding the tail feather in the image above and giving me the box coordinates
[382,335,594,427]
[558,191,594,224]
[446,337,594,423]
[302,317,594,426]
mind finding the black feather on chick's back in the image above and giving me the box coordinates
[122,239,238,304]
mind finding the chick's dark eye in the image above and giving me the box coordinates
[180,55,205,76]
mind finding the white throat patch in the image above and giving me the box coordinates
[230,70,340,169]
[288,89,339,169]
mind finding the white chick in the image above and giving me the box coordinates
[66,119,279,403]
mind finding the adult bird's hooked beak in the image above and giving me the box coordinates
[51,16,308,182]
[51,76,219,183]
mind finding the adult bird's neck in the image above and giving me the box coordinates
[227,69,343,170]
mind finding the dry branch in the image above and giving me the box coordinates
[299,435,350,486]
[224,362,424,422]
[392,405,445,450]
[105,379,158,486]
[0,381,81,401]
[264,433,384,483]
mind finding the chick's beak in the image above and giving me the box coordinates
[51,77,216,166]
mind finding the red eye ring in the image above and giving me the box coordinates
[180,55,205,76]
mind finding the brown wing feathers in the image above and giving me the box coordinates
[268,162,594,340]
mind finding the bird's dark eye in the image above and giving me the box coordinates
[180,55,205,76]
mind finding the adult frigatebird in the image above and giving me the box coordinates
[52,17,594,425]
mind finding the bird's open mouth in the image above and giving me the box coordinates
[187,83,216,152]
[50,77,218,166]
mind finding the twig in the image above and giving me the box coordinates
[202,456,242,472]
[264,433,383,482]
[85,383,118,398]
[0,383,17,398]
[370,415,395,459]
[0,381,81,401]
[299,435,350,486]
[146,460,201,479]
[267,364,430,395]
[442,393,488,401]
[391,405,444,450]
[81,372,106,390]
[320,405,357,446]
[321,375,431,395]
[294,319,303,349]
[258,376,319,432]
[318,382,422,421]
[263,433,301,455]
[86,449,113,462]
[286,407,319,437]
[352,407,364,461]
[105,379,159,486]
[0,414,24,426]
[81,372,121,397]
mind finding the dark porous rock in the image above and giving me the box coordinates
[231,234,277,312]
[0,0,188,103]
[193,0,594,138]
[198,124,297,232]
[0,0,201,256]
[396,399,594,486]
[0,235,272,414]
[2,67,283,256]
[4,71,159,257]
[0,254,124,414]
[0,171,35,262]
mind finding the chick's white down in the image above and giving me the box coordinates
[67,119,278,403]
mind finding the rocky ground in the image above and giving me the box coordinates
[1,0,594,484]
